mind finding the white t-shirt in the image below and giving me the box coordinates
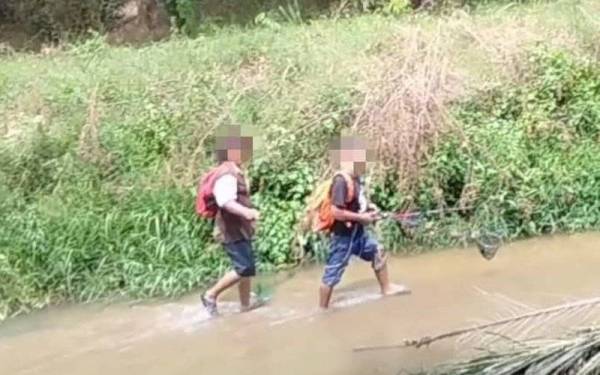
[358,188,368,213]
[356,177,368,213]
[213,174,238,207]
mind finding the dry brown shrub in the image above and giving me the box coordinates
[352,26,464,194]
[350,7,586,201]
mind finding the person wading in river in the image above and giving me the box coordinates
[198,126,261,316]
[311,135,409,309]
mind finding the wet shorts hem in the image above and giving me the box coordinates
[224,239,256,277]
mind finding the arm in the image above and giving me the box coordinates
[223,200,259,221]
[331,205,362,222]
[331,205,375,224]
[330,176,378,225]
[214,174,259,221]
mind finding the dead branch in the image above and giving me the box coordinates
[353,297,600,352]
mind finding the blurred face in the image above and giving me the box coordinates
[339,148,367,176]
[214,125,254,165]
[223,137,253,165]
[330,135,374,176]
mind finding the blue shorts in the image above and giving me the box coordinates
[321,230,382,287]
[224,240,256,277]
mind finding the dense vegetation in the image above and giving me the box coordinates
[1,0,599,320]
[0,0,541,44]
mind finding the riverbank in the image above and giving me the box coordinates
[1,0,600,321]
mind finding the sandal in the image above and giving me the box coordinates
[201,293,218,317]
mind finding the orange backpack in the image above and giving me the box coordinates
[305,171,355,233]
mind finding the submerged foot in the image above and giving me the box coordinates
[201,293,218,317]
[382,283,411,297]
[240,293,270,313]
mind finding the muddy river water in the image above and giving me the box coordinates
[1,233,600,375]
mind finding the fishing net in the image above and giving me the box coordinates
[476,230,502,260]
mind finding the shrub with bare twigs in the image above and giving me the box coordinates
[352,27,464,194]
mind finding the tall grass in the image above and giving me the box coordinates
[1,0,600,320]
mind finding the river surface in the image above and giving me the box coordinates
[1,233,600,375]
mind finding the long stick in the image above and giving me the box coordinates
[420,206,473,216]
[353,297,600,352]
[381,206,473,220]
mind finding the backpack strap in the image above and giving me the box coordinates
[214,161,240,179]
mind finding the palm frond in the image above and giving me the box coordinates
[434,327,600,375]
[353,297,600,352]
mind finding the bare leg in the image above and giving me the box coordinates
[206,270,241,300]
[319,284,334,309]
[373,249,410,296]
[374,263,393,295]
[238,277,251,309]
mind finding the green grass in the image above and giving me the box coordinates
[1,0,600,321]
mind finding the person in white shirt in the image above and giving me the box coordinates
[201,130,261,316]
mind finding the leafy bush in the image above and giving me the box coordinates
[429,50,600,238]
